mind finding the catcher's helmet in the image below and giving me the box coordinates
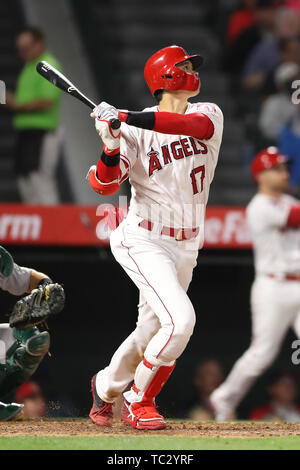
[251,147,289,180]
[144,45,204,96]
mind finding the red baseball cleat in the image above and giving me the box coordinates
[121,397,166,430]
[89,375,114,426]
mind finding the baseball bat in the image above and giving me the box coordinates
[36,61,121,129]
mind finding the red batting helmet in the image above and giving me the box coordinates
[251,147,289,180]
[144,45,204,96]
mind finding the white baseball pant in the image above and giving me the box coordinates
[96,213,199,402]
[211,275,300,414]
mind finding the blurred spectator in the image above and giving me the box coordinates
[225,0,279,77]
[226,0,257,45]
[249,371,300,421]
[5,27,62,204]
[278,100,300,192]
[14,381,46,418]
[187,359,235,420]
[259,62,300,141]
[262,36,300,97]
[286,0,300,11]
[242,8,300,92]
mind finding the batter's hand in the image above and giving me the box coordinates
[91,101,118,121]
[91,102,121,152]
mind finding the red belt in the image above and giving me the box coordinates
[138,219,199,241]
[268,273,300,281]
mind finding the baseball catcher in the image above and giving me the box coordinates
[0,246,65,420]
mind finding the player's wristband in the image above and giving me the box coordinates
[97,149,121,182]
[101,148,120,167]
[118,111,155,130]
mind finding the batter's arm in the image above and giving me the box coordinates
[89,104,132,196]
[118,110,214,140]
[88,150,123,196]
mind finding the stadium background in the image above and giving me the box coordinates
[0,0,298,420]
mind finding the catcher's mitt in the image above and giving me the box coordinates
[9,280,65,329]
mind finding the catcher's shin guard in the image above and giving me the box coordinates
[121,358,175,430]
[0,362,24,398]
[0,327,50,397]
[0,401,24,421]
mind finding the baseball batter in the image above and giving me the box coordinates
[87,45,223,429]
[210,147,300,420]
[0,245,65,420]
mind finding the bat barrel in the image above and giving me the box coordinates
[36,61,121,129]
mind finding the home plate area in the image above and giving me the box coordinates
[1,419,300,437]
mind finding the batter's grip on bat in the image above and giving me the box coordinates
[110,118,121,130]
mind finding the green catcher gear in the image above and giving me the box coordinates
[0,402,24,421]
[0,326,50,397]
[9,279,65,329]
[0,246,14,277]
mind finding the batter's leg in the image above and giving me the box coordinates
[111,241,196,367]
[111,230,196,429]
[96,293,160,402]
[210,278,297,419]
[96,227,196,402]
[91,223,197,428]
[95,245,196,403]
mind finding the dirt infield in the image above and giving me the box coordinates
[1,419,300,438]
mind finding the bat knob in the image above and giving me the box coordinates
[110,119,121,130]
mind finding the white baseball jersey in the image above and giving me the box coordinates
[119,102,223,244]
[96,101,223,402]
[0,263,31,296]
[247,193,300,276]
[211,193,300,418]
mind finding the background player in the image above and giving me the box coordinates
[87,45,223,430]
[210,147,300,420]
[0,246,65,420]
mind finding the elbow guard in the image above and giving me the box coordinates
[87,165,120,196]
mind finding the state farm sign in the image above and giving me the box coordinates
[0,204,252,248]
[0,214,41,240]
[204,208,251,248]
